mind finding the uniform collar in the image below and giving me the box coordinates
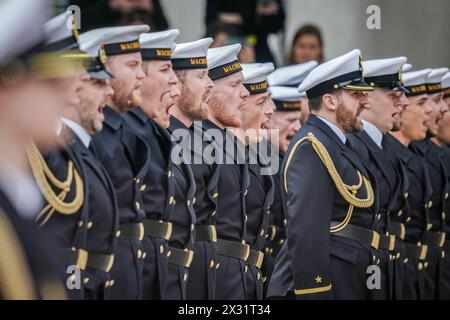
[316,115,347,144]
[61,117,92,148]
[104,106,122,130]
[362,120,383,149]
[169,115,188,132]
[0,158,42,220]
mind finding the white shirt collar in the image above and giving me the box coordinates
[362,120,383,149]
[316,115,347,144]
[61,117,92,148]
[0,158,43,220]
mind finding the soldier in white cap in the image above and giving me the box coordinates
[169,37,220,300]
[205,43,251,299]
[240,62,275,299]
[80,25,152,300]
[347,57,411,299]
[268,49,377,299]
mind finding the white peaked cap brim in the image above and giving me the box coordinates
[44,12,73,44]
[0,0,51,64]
[207,43,242,70]
[426,67,449,84]
[269,86,306,101]
[298,49,362,93]
[172,37,214,59]
[268,60,318,86]
[79,25,150,46]
[140,29,180,49]
[242,62,275,84]
[442,72,450,89]
[363,56,407,77]
[402,63,413,72]
[403,69,432,87]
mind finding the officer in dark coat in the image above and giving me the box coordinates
[263,64,316,293]
[347,57,410,299]
[205,44,251,299]
[168,37,220,300]
[53,37,120,299]
[240,63,276,300]
[268,49,378,300]
[410,67,449,299]
[81,25,150,299]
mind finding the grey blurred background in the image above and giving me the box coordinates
[159,0,449,68]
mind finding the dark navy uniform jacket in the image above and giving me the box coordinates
[0,188,66,300]
[215,124,250,243]
[38,139,89,299]
[348,129,402,233]
[411,140,447,232]
[70,131,119,299]
[268,115,374,299]
[383,134,432,243]
[166,116,196,250]
[91,106,149,224]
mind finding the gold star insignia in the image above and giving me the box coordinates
[315,275,322,284]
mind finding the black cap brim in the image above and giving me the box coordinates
[89,69,114,80]
[393,83,410,94]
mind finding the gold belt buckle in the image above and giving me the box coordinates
[138,223,144,241]
[163,221,173,241]
[439,233,446,247]
[400,223,406,240]
[184,249,194,268]
[420,245,428,260]
[371,231,380,250]
[242,243,251,261]
[105,255,115,273]
[210,225,218,242]
[76,249,88,271]
[256,251,265,269]
[389,235,396,251]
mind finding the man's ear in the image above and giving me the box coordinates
[322,93,337,111]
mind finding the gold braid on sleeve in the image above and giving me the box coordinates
[25,141,84,226]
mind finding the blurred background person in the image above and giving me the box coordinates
[287,24,324,65]
[205,0,285,64]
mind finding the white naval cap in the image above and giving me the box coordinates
[242,62,275,94]
[267,60,318,87]
[442,73,450,97]
[79,25,150,56]
[402,63,413,73]
[426,67,449,94]
[362,56,408,92]
[298,49,373,99]
[140,29,180,61]
[269,86,305,111]
[44,12,79,52]
[207,43,242,80]
[402,69,431,96]
[171,37,213,69]
[0,0,51,65]
[78,35,114,80]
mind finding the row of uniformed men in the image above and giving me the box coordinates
[267,51,450,300]
[0,0,297,300]
[2,0,450,301]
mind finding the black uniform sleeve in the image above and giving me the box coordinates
[283,141,334,299]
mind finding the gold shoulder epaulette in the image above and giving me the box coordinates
[26,141,84,226]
